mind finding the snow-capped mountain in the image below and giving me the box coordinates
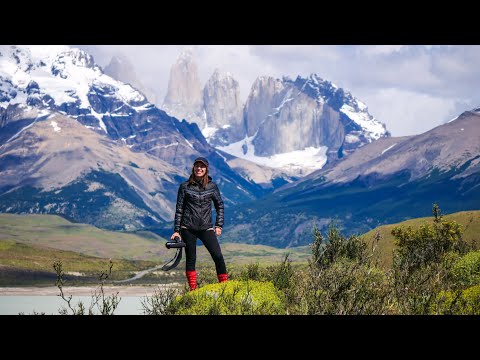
[0,45,264,232]
[161,50,389,178]
[222,109,480,247]
[293,74,387,142]
[0,45,151,135]
[221,74,389,176]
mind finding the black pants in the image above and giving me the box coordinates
[180,228,227,274]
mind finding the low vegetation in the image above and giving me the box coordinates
[141,203,480,315]
[360,210,479,268]
[160,280,285,315]
[13,203,480,314]
[53,260,120,315]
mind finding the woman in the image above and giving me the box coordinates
[171,156,228,291]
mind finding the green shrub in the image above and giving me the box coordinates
[432,284,480,315]
[296,258,393,315]
[462,284,480,314]
[295,224,394,314]
[312,225,368,269]
[170,280,286,315]
[390,204,471,314]
[392,204,467,272]
[238,263,266,281]
[141,287,180,315]
[196,266,219,287]
[450,251,480,287]
[267,254,295,291]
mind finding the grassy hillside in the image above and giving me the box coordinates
[224,166,480,247]
[0,239,159,286]
[214,243,310,266]
[360,210,480,268]
[0,213,170,261]
[0,214,311,286]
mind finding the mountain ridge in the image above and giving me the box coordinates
[221,110,480,247]
[0,45,265,232]
[160,50,389,180]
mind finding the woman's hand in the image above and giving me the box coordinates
[215,227,222,237]
[171,232,180,240]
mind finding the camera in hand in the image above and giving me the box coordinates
[166,235,186,249]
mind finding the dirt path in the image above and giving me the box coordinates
[113,264,167,283]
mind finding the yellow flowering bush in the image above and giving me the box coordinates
[431,284,480,314]
[450,251,480,287]
[171,280,286,315]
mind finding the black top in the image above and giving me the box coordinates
[174,176,224,232]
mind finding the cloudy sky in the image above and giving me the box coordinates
[77,45,480,137]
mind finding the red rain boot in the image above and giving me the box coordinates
[217,273,228,283]
[186,270,197,291]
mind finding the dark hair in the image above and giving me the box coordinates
[188,165,209,188]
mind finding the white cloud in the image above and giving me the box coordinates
[361,88,458,136]
[356,45,406,56]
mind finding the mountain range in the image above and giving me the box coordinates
[0,45,262,233]
[221,110,480,247]
[0,45,478,247]
[161,49,390,181]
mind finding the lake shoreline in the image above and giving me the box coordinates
[0,284,181,297]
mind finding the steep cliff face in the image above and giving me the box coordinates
[160,52,389,179]
[204,69,243,128]
[162,49,205,127]
[218,74,388,177]
[243,76,286,137]
[203,69,245,146]
[252,88,345,156]
[244,74,388,158]
[223,110,480,247]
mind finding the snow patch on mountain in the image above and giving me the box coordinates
[202,125,218,141]
[50,121,61,132]
[340,103,385,140]
[271,88,295,116]
[217,134,328,175]
[0,45,149,121]
[345,134,361,143]
[201,124,232,142]
[381,143,397,155]
[448,115,459,123]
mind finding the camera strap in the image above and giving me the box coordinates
[162,248,183,271]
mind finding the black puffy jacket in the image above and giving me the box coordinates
[174,176,224,232]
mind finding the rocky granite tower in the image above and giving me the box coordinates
[162,48,205,128]
[203,69,245,145]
